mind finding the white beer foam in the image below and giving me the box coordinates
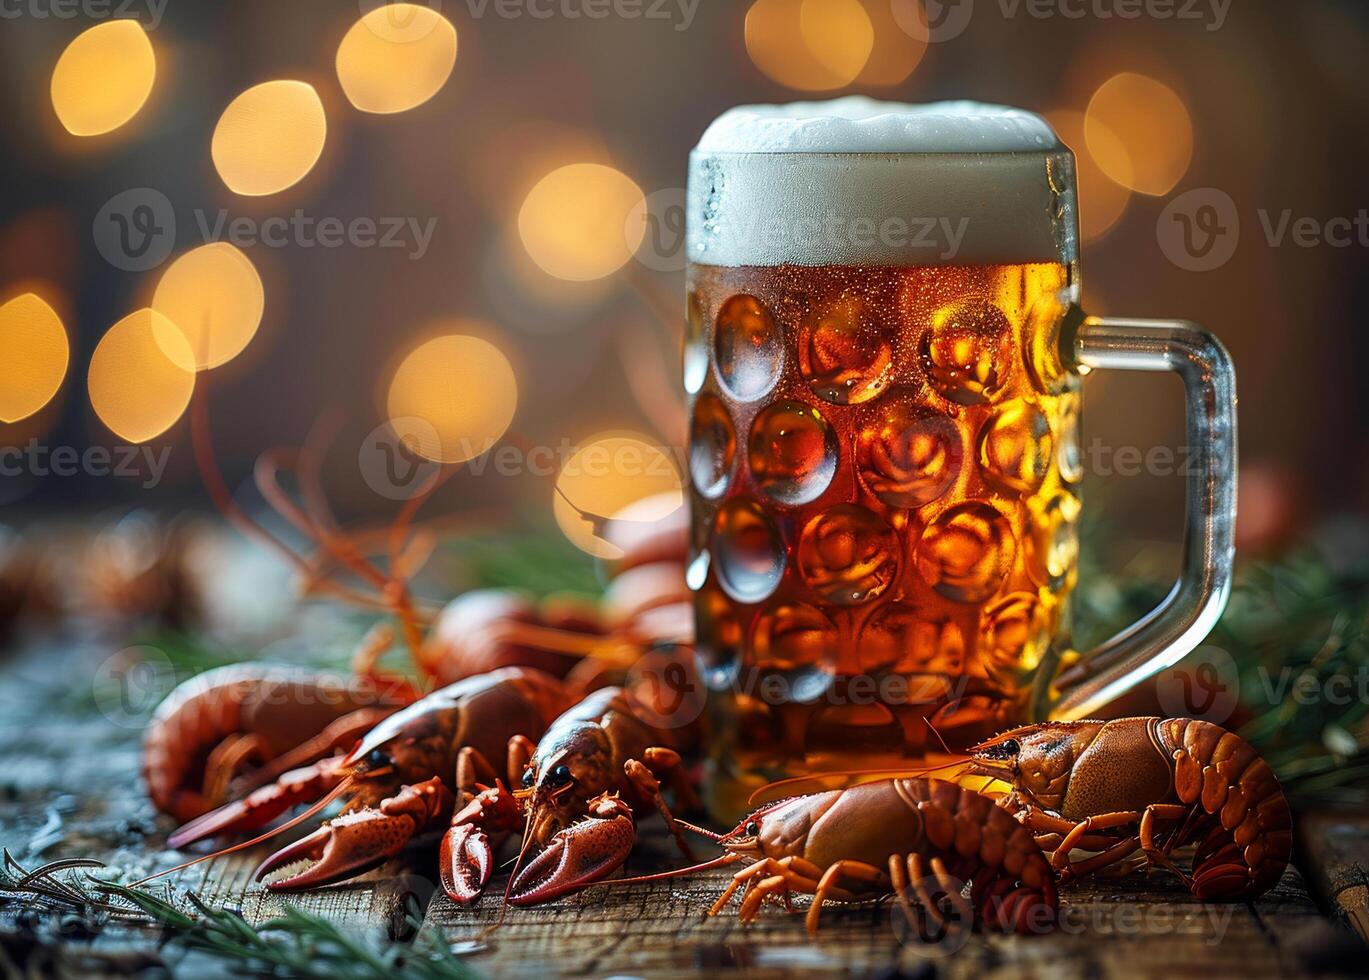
[696,97,1060,154]
[688,97,1077,268]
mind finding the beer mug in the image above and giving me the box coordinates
[684,99,1237,814]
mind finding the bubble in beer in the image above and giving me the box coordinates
[863,605,966,674]
[920,298,1015,405]
[712,498,786,604]
[857,398,962,508]
[753,601,838,671]
[714,294,782,401]
[979,401,1054,495]
[748,400,838,506]
[689,393,737,499]
[915,501,1015,604]
[683,291,708,395]
[797,295,893,405]
[979,592,1050,672]
[797,504,899,606]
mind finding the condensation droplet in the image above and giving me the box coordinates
[714,294,782,401]
[690,392,736,499]
[857,398,962,508]
[748,400,839,506]
[798,294,893,405]
[683,291,708,395]
[915,501,1015,604]
[712,497,786,604]
[920,298,1015,405]
[979,401,1054,495]
[753,601,838,672]
[796,504,898,606]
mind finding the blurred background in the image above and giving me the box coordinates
[0,0,1366,637]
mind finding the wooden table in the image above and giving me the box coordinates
[0,639,1363,978]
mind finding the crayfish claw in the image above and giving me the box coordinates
[256,807,418,890]
[167,761,345,849]
[440,824,494,904]
[508,796,636,906]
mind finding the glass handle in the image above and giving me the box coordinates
[1047,312,1238,720]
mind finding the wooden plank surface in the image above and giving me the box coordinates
[0,638,1363,977]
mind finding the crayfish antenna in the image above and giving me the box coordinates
[672,819,727,842]
[747,761,972,806]
[594,852,743,888]
[133,776,354,886]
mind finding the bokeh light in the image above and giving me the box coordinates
[0,293,69,423]
[50,20,156,137]
[1086,73,1192,197]
[1047,110,1131,243]
[151,243,265,371]
[553,433,683,559]
[745,0,874,92]
[518,164,645,282]
[88,309,195,443]
[336,5,458,114]
[386,334,518,463]
[855,0,925,86]
[211,80,328,196]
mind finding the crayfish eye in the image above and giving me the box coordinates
[1001,739,1021,755]
[546,763,572,788]
[744,821,759,837]
[521,768,535,789]
[364,749,392,771]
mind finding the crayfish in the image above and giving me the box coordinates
[445,681,702,906]
[969,716,1291,899]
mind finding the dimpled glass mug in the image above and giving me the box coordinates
[683,99,1237,817]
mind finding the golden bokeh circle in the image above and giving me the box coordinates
[386,334,518,464]
[553,433,684,559]
[745,0,874,92]
[1086,73,1192,197]
[0,293,69,423]
[88,309,196,443]
[151,243,265,371]
[518,164,645,282]
[211,80,328,196]
[1047,110,1132,243]
[50,20,156,137]
[336,5,458,114]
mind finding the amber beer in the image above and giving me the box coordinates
[686,100,1087,814]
